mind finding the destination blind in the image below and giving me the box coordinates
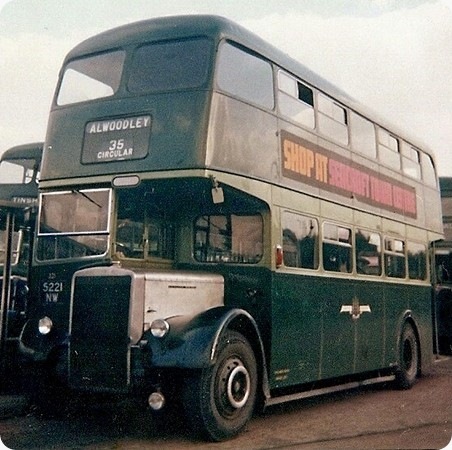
[82,115,152,164]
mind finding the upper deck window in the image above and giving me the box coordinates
[278,71,315,129]
[0,159,37,184]
[317,94,349,145]
[216,42,274,109]
[57,51,125,106]
[421,153,437,187]
[350,112,376,159]
[401,142,421,180]
[378,128,400,170]
[128,38,213,93]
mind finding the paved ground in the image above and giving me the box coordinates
[0,355,451,449]
[0,395,27,420]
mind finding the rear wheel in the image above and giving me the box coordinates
[183,331,257,441]
[394,323,419,389]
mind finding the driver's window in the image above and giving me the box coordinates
[116,219,144,258]
[144,218,175,260]
[115,192,175,260]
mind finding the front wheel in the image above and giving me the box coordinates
[394,323,419,389]
[183,331,257,441]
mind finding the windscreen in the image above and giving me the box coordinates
[37,189,111,261]
[39,189,110,234]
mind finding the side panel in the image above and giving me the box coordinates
[354,281,386,372]
[269,273,432,389]
[270,273,322,384]
[318,278,357,379]
[206,93,279,183]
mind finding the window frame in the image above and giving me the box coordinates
[384,237,406,279]
[378,128,401,170]
[277,70,315,129]
[322,222,352,273]
[355,229,382,277]
[194,212,264,264]
[216,41,275,110]
[317,93,349,145]
[281,210,319,270]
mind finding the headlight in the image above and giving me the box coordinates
[150,319,169,338]
[17,283,29,299]
[38,316,53,335]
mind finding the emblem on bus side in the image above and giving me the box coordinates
[340,296,371,320]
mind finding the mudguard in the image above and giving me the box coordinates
[18,318,67,362]
[146,306,264,369]
[393,309,432,375]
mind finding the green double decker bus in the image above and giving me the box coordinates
[0,143,42,382]
[19,15,443,441]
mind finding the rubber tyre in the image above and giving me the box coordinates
[183,331,257,441]
[394,323,419,390]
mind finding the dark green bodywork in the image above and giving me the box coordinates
[23,15,438,401]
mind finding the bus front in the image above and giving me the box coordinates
[20,16,271,440]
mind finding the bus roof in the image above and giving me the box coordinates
[63,15,435,158]
[1,142,43,164]
[0,142,42,210]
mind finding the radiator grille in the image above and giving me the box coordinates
[69,275,131,392]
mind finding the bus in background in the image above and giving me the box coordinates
[434,177,452,355]
[0,143,42,384]
[19,16,442,441]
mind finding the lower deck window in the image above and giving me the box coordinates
[322,223,352,273]
[407,241,427,280]
[356,230,382,276]
[282,212,318,269]
[194,214,263,263]
[384,238,406,278]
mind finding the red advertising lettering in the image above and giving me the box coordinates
[281,130,417,218]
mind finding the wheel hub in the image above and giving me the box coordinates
[217,356,251,414]
[227,365,250,408]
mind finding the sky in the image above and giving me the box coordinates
[0,0,451,175]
